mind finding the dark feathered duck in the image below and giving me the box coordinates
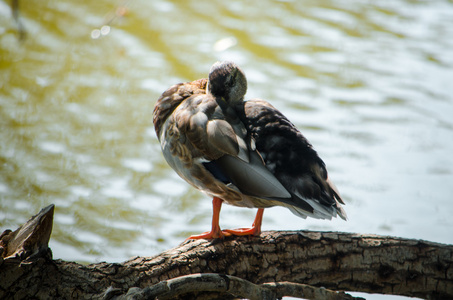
[153,61,346,239]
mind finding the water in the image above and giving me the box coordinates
[1,0,453,297]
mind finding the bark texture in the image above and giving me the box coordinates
[1,206,452,299]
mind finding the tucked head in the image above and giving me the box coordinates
[208,61,247,104]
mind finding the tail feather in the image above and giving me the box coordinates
[327,177,347,220]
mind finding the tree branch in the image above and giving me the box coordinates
[110,273,362,300]
[1,205,452,299]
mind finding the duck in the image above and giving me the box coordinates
[153,61,346,239]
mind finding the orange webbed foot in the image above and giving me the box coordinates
[223,226,261,237]
[223,208,264,237]
[185,200,265,240]
[185,229,232,241]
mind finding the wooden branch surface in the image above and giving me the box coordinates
[0,204,54,261]
[115,273,362,300]
[1,228,452,299]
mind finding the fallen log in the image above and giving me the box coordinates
[1,205,452,299]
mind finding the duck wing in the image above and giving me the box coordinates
[239,99,347,220]
[169,92,293,199]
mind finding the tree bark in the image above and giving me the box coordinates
[1,206,452,299]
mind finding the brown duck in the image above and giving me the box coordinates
[153,61,346,239]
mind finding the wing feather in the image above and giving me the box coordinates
[213,152,291,199]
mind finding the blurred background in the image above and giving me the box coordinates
[0,0,452,297]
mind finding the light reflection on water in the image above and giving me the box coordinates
[1,0,452,280]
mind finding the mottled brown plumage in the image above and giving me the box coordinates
[153,61,346,239]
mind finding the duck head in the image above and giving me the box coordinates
[207,61,247,105]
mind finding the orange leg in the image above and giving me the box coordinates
[186,197,232,240]
[223,208,264,237]
[186,199,265,240]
